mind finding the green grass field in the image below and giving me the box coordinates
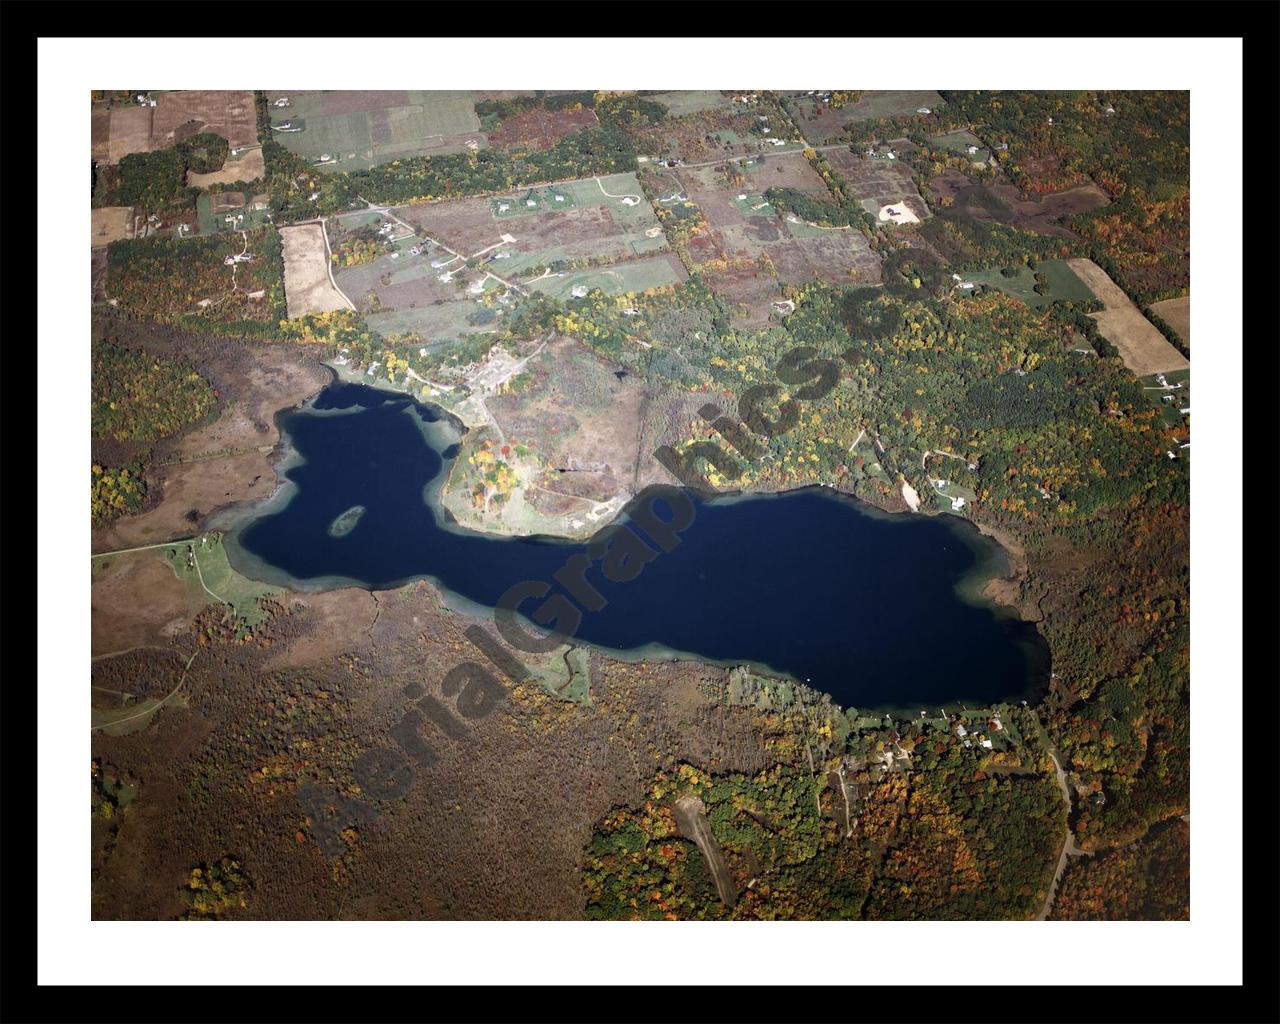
[730,192,776,217]
[648,90,731,116]
[929,129,991,162]
[526,646,593,704]
[528,255,683,300]
[164,534,279,630]
[365,301,501,343]
[844,90,945,121]
[267,91,484,172]
[966,259,1095,308]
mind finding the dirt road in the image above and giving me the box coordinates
[674,794,736,909]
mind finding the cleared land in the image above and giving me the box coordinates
[91,552,195,657]
[264,90,486,171]
[672,152,881,323]
[187,147,266,188]
[786,90,945,145]
[928,170,1110,239]
[486,106,598,151]
[1066,258,1190,375]
[967,259,1095,308]
[824,148,931,222]
[649,90,732,116]
[92,207,134,247]
[98,92,258,164]
[1149,296,1190,348]
[280,224,352,317]
[528,254,686,300]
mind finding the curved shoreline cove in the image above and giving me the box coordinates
[223,382,1050,710]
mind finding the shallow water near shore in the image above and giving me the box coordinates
[222,382,1050,711]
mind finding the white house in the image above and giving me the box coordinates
[571,285,589,298]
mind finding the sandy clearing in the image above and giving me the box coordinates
[92,207,134,247]
[1065,258,1189,375]
[901,480,921,511]
[187,147,266,188]
[879,200,920,225]
[280,224,351,317]
[1149,296,1190,348]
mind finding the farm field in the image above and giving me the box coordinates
[966,259,1095,308]
[1066,257,1190,375]
[928,170,1110,239]
[264,90,486,171]
[1149,296,1190,348]
[785,90,945,144]
[93,92,258,164]
[279,224,351,318]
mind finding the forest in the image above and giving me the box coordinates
[92,339,218,443]
[348,122,638,205]
[1049,817,1189,920]
[95,131,236,216]
[105,228,286,325]
[583,701,1064,920]
[937,91,1190,300]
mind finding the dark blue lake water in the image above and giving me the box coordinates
[226,382,1049,711]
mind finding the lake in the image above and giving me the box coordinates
[223,382,1050,711]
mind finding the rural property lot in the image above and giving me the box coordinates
[92,207,134,247]
[823,148,931,222]
[265,90,486,171]
[648,90,733,116]
[187,147,266,188]
[928,169,1110,239]
[785,90,946,145]
[966,259,1096,308]
[1149,296,1190,348]
[337,173,681,341]
[1066,258,1190,376]
[394,173,669,282]
[675,155,880,323]
[94,92,259,164]
[280,224,352,318]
